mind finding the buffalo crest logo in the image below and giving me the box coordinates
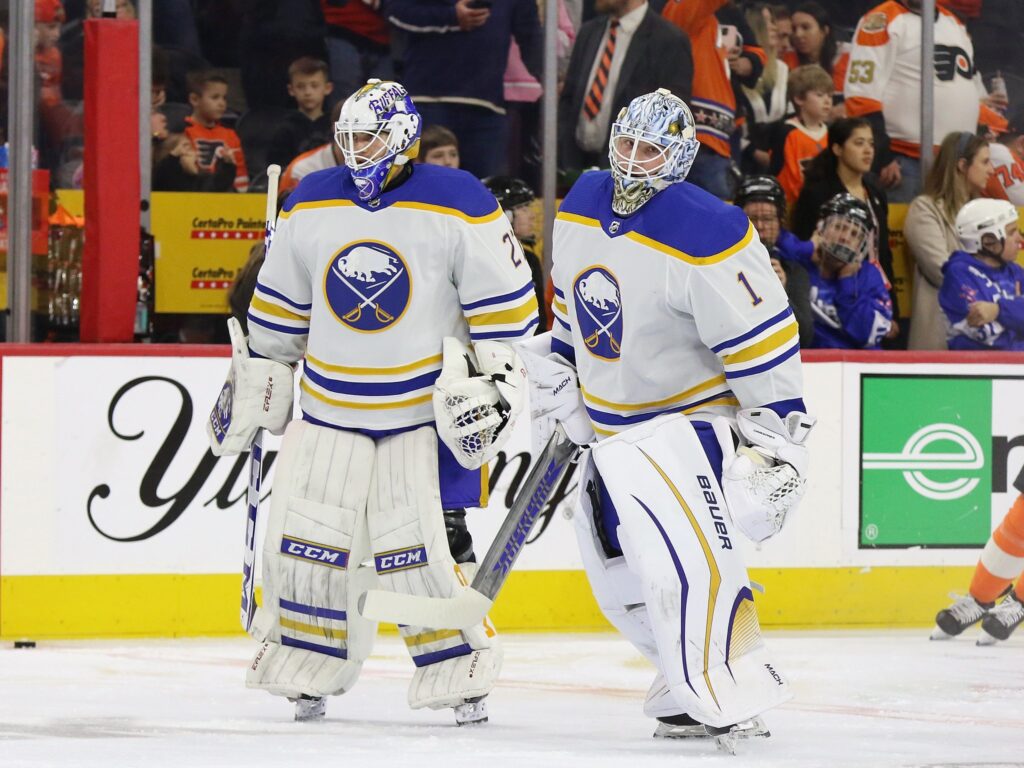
[573,265,623,361]
[324,240,412,332]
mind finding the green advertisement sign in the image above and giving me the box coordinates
[860,375,993,548]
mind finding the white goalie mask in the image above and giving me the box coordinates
[607,89,700,216]
[335,79,422,201]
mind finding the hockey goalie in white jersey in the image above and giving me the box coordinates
[435,89,815,750]
[206,80,539,724]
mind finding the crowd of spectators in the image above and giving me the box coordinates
[3,0,1024,349]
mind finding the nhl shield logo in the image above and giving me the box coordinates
[573,266,623,360]
[325,240,411,332]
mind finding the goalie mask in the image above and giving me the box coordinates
[816,193,874,265]
[955,198,1018,258]
[336,79,422,202]
[607,89,700,217]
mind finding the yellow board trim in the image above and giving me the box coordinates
[404,628,463,647]
[280,199,358,219]
[625,220,755,266]
[0,567,981,639]
[280,616,347,641]
[305,352,442,376]
[723,321,798,366]
[250,296,310,322]
[467,295,539,327]
[392,201,504,224]
[639,449,722,711]
[582,374,726,412]
[300,379,433,410]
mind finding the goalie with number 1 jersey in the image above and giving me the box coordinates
[207,79,539,724]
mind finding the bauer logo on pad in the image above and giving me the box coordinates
[374,545,428,574]
[280,536,350,569]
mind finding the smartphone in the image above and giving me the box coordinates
[470,0,492,8]
[716,24,743,57]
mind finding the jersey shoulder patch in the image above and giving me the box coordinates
[855,1,907,44]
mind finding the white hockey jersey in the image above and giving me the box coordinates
[249,164,539,433]
[985,142,1024,206]
[844,2,991,157]
[551,171,805,439]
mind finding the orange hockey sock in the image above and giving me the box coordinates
[970,495,1024,604]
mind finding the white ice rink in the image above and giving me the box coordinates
[1,630,1021,768]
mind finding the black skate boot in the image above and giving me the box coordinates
[978,590,1024,644]
[289,694,325,722]
[931,594,992,639]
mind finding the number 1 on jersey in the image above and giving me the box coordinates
[737,271,763,306]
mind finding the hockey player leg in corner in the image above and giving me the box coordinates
[207,79,543,723]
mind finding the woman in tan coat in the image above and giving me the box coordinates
[905,132,994,350]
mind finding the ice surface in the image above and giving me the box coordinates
[0,630,1021,768]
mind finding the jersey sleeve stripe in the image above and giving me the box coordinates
[625,220,754,266]
[469,316,540,341]
[254,281,313,311]
[552,297,569,316]
[302,362,440,396]
[722,321,798,366]
[247,313,310,335]
[300,379,434,410]
[461,281,535,311]
[251,296,311,322]
[554,315,571,332]
[723,342,800,379]
[555,211,603,229]
[710,306,793,353]
[467,295,539,328]
[581,373,726,412]
[305,352,442,376]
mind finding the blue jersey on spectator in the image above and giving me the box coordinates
[939,250,1024,351]
[775,230,893,349]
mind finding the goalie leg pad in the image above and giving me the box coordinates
[247,420,378,699]
[590,414,791,728]
[366,427,502,710]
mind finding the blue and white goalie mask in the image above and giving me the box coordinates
[607,89,699,216]
[335,79,422,202]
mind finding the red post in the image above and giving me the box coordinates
[82,19,140,342]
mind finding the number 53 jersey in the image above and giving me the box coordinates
[551,171,804,440]
[248,164,539,433]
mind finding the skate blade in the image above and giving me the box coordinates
[929,626,955,641]
[454,699,488,726]
[976,631,999,646]
[653,724,709,740]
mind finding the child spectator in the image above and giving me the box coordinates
[280,100,344,195]
[734,174,815,348]
[776,192,893,348]
[35,0,64,107]
[153,133,236,192]
[418,125,460,169]
[939,199,1024,350]
[482,175,547,332]
[184,71,248,192]
[268,57,335,169]
[770,64,832,207]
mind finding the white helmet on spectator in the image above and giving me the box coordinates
[335,79,422,202]
[955,198,1018,255]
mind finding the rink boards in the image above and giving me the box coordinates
[1,346,1023,640]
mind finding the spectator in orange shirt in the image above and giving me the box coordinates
[770,64,832,207]
[184,71,249,192]
[35,0,64,107]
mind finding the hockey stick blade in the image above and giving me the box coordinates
[358,425,579,629]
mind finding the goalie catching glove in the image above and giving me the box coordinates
[433,337,528,469]
[207,317,294,456]
[723,408,815,542]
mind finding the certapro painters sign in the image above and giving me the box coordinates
[860,374,1024,548]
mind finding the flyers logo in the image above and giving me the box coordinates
[194,138,226,169]
[935,45,974,82]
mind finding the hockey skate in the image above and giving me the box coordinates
[289,694,326,722]
[452,696,488,726]
[931,593,992,639]
[977,591,1024,645]
[653,714,769,754]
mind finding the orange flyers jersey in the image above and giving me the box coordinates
[844,1,983,158]
[770,118,828,207]
[662,0,734,158]
[985,143,1024,206]
[184,118,249,192]
[281,143,338,195]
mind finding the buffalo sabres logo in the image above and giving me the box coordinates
[573,266,623,360]
[324,240,411,332]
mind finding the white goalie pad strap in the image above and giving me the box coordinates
[571,449,659,665]
[367,427,501,710]
[433,336,528,470]
[208,317,294,456]
[246,420,377,699]
[590,414,790,728]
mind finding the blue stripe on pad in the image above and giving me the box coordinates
[281,635,348,658]
[412,643,473,668]
[279,598,347,621]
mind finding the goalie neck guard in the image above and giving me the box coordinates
[335,79,422,202]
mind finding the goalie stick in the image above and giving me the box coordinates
[358,424,580,629]
[240,163,281,634]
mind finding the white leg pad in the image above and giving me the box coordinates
[246,420,378,699]
[572,448,660,666]
[591,414,791,728]
[367,427,501,711]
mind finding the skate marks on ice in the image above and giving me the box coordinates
[0,631,1021,768]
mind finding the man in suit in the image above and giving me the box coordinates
[558,0,692,174]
